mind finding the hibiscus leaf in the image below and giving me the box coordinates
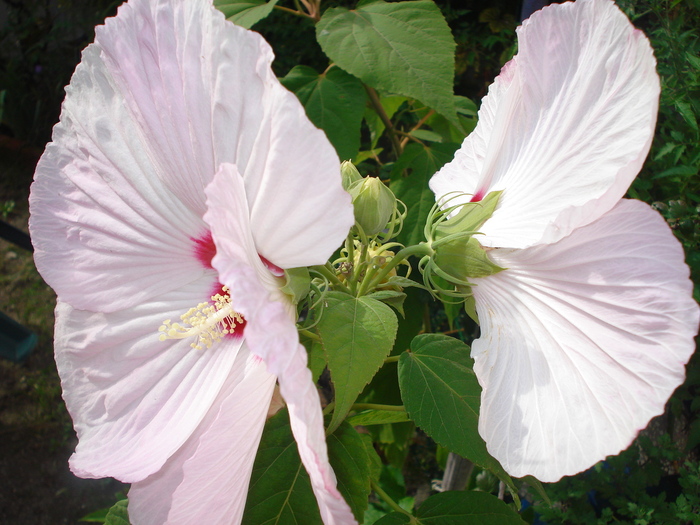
[244,410,372,524]
[374,513,412,525]
[317,292,399,434]
[103,500,129,525]
[414,491,525,524]
[316,0,457,125]
[214,0,279,29]
[398,334,517,498]
[243,410,322,525]
[327,422,373,521]
[281,65,366,161]
[390,142,460,246]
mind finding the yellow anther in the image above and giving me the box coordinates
[158,286,243,350]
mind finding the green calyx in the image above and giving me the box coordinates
[280,267,311,304]
[421,191,505,296]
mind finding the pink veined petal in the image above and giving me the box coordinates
[128,346,276,525]
[99,0,353,269]
[29,39,207,313]
[240,77,354,268]
[95,0,221,217]
[204,170,357,525]
[54,276,244,483]
[470,199,699,481]
[430,0,659,249]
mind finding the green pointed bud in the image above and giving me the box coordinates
[433,191,502,241]
[340,160,362,191]
[280,267,310,304]
[347,177,397,236]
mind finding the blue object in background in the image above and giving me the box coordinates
[0,310,37,363]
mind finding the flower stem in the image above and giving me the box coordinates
[311,264,350,294]
[298,328,320,342]
[365,85,403,158]
[366,242,434,292]
[371,479,417,521]
[352,403,405,412]
[273,5,313,19]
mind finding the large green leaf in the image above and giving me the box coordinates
[317,292,398,433]
[243,411,370,524]
[327,423,373,521]
[374,513,411,525]
[397,334,516,495]
[281,65,366,161]
[214,0,279,28]
[317,1,456,123]
[390,142,459,246]
[375,491,525,524]
[243,410,321,525]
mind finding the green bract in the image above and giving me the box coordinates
[340,160,362,191]
[424,191,504,290]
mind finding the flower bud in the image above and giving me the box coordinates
[348,177,397,236]
[340,161,362,191]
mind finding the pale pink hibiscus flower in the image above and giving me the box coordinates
[430,0,700,482]
[28,0,356,523]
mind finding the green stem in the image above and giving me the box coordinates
[384,355,400,364]
[311,264,350,294]
[323,401,335,416]
[371,479,417,521]
[273,5,313,19]
[366,242,434,291]
[365,85,403,158]
[298,328,320,342]
[356,261,380,297]
[352,403,405,412]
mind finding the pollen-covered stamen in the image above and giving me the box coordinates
[158,286,244,350]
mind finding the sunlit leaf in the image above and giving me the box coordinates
[317,1,456,123]
[398,334,517,498]
[317,292,398,433]
[214,0,279,28]
[281,65,366,160]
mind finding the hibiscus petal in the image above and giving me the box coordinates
[430,0,659,249]
[128,346,275,525]
[29,40,207,312]
[471,200,699,481]
[204,169,357,524]
[98,0,352,269]
[55,276,243,482]
[240,77,354,269]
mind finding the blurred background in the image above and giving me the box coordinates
[0,0,698,523]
